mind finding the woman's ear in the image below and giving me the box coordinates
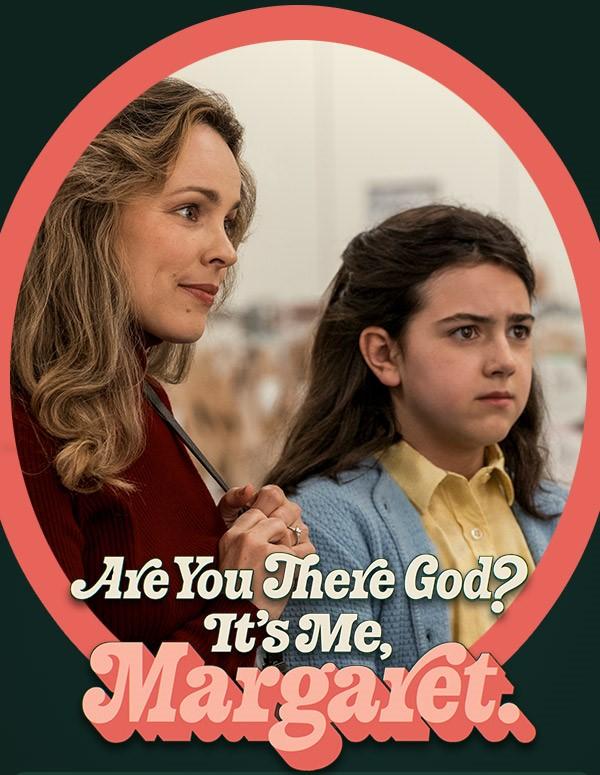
[359,327,402,387]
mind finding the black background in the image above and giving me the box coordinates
[2,2,598,773]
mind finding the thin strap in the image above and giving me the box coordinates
[144,381,230,492]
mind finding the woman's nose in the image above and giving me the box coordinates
[202,225,237,268]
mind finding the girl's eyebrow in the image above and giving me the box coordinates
[437,313,536,325]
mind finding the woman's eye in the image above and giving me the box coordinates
[452,326,478,340]
[511,324,531,340]
[224,213,239,238]
[175,204,199,221]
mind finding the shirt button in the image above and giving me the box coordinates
[471,527,483,540]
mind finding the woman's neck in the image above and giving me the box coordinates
[142,330,163,349]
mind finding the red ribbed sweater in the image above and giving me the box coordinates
[12,380,261,676]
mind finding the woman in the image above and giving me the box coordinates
[267,205,566,675]
[11,78,313,676]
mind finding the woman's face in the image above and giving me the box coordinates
[392,263,534,471]
[119,124,242,343]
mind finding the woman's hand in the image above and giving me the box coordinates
[218,484,257,528]
[217,484,314,619]
[218,484,303,545]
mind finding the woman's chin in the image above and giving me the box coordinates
[151,324,206,345]
[167,331,204,344]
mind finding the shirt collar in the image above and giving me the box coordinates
[479,444,515,505]
[380,440,514,511]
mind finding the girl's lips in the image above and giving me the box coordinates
[477,393,514,407]
[179,285,217,306]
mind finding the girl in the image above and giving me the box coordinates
[267,204,566,674]
[11,78,313,676]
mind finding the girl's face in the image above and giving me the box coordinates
[118,124,242,343]
[392,263,534,471]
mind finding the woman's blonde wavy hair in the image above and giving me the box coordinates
[11,78,256,494]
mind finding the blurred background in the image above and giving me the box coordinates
[163,42,585,493]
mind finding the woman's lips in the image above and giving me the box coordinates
[179,284,218,307]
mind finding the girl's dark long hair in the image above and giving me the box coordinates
[266,204,552,519]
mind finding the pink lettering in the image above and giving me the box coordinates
[82,641,535,768]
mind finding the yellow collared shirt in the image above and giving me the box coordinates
[381,441,535,647]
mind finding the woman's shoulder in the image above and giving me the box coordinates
[145,375,173,409]
[11,390,57,463]
[11,389,33,424]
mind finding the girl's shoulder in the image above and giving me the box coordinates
[290,461,384,526]
[289,458,418,540]
[293,461,381,501]
[290,462,394,561]
[534,479,569,518]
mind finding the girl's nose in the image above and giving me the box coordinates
[483,336,517,377]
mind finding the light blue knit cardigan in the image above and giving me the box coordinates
[281,461,566,675]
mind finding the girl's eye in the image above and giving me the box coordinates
[224,218,236,237]
[452,325,478,340]
[175,204,199,221]
[510,324,531,340]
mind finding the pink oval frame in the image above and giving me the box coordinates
[1,6,598,666]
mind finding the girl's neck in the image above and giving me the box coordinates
[401,435,486,480]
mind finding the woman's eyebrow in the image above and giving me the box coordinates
[167,185,241,210]
[437,312,535,325]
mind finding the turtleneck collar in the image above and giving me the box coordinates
[133,330,163,372]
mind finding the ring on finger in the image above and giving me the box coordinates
[287,525,302,546]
